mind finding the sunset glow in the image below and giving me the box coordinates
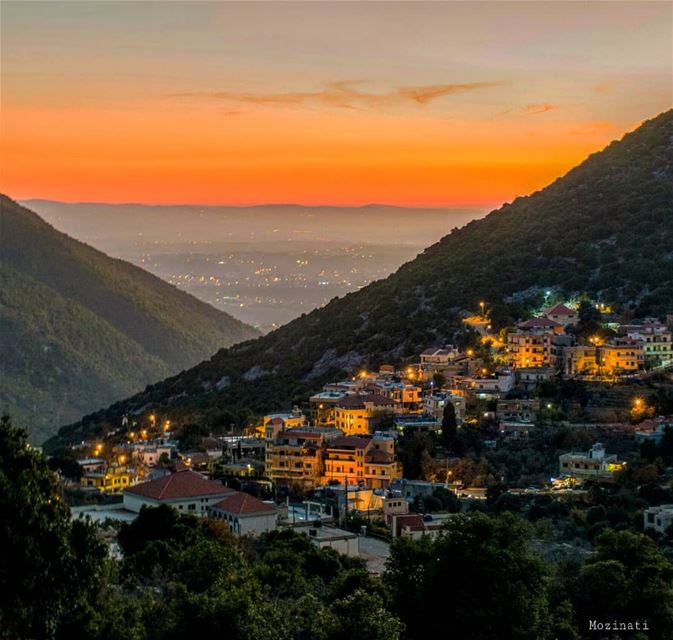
[2,1,671,206]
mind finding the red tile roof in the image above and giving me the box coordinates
[126,469,234,500]
[393,514,425,536]
[544,303,576,316]
[211,492,278,516]
[328,436,372,450]
[517,317,562,329]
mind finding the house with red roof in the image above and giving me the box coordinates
[391,513,445,539]
[542,303,579,327]
[209,492,279,536]
[123,469,235,516]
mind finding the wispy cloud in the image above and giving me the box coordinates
[521,103,557,115]
[170,81,502,110]
[592,82,614,94]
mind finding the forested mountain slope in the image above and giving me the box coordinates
[0,196,259,442]
[49,110,673,448]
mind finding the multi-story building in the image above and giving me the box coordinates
[309,391,346,425]
[265,430,325,489]
[333,394,395,435]
[364,435,403,489]
[323,435,402,488]
[80,464,135,494]
[558,443,626,481]
[623,321,673,369]
[563,345,599,377]
[263,407,307,433]
[423,392,466,423]
[367,380,422,411]
[323,436,371,485]
[597,340,644,377]
[507,317,567,369]
[496,398,540,423]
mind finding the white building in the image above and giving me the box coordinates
[644,505,673,534]
[209,492,279,536]
[123,469,234,516]
[305,525,360,557]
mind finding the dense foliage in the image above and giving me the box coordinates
[49,110,673,449]
[0,195,259,442]
[4,419,673,639]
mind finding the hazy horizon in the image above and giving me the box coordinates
[25,199,487,331]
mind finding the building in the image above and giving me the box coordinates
[598,340,644,377]
[323,435,401,489]
[390,513,444,539]
[563,345,599,377]
[123,469,234,515]
[323,436,372,485]
[516,366,556,390]
[309,390,346,425]
[383,495,409,523]
[368,380,422,411]
[333,394,395,435]
[542,303,579,327]
[263,407,307,434]
[265,430,325,489]
[77,458,106,474]
[635,416,673,445]
[423,392,466,423]
[496,398,540,423]
[80,464,135,495]
[558,443,626,482]
[364,436,403,489]
[622,321,673,369]
[457,370,515,397]
[420,347,459,365]
[209,493,279,536]
[507,318,562,369]
[305,525,359,557]
[643,505,673,534]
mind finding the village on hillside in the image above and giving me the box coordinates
[55,299,673,566]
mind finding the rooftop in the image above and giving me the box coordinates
[543,303,576,316]
[212,492,278,516]
[517,317,563,330]
[125,469,234,501]
[328,436,372,450]
[337,393,394,409]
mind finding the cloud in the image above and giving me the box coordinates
[170,80,502,110]
[592,82,614,93]
[521,103,557,115]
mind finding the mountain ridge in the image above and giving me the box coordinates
[47,109,673,448]
[0,196,260,442]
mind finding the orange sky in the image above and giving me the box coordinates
[1,1,671,206]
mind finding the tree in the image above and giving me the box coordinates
[441,401,458,451]
[0,415,106,640]
[384,512,550,639]
[573,529,673,640]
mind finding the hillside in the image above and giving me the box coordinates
[0,196,259,442]
[49,110,673,448]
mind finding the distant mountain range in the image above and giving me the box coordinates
[0,196,259,443]
[21,201,486,253]
[47,110,673,450]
